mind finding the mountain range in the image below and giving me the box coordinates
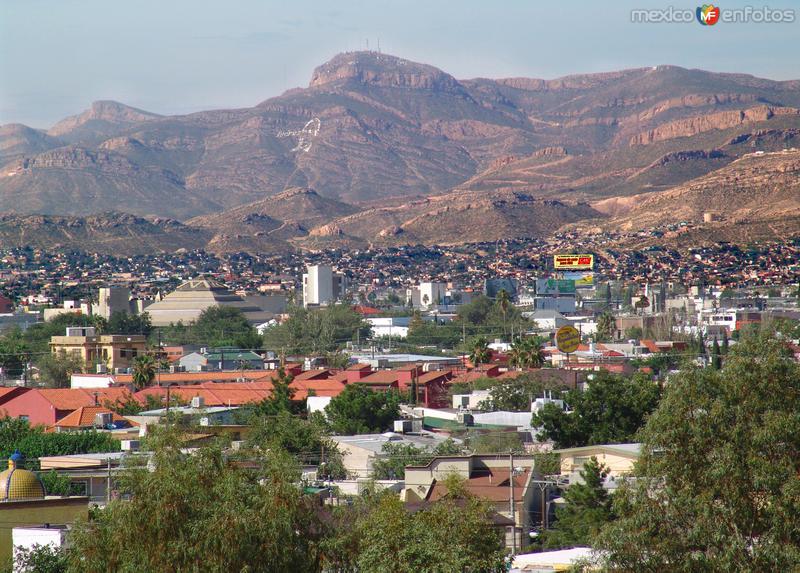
[1,51,799,253]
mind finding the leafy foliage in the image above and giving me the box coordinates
[12,544,68,573]
[469,337,491,366]
[0,417,119,462]
[541,457,614,549]
[66,429,323,572]
[372,439,463,479]
[477,373,568,412]
[262,304,370,354]
[595,312,616,342]
[158,306,261,349]
[37,349,85,389]
[597,332,800,571]
[325,385,401,435]
[532,371,661,448]
[107,311,152,336]
[329,482,506,573]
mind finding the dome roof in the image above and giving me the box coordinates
[0,452,45,501]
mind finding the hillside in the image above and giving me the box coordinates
[592,150,800,241]
[297,189,601,247]
[2,52,800,224]
[0,213,211,255]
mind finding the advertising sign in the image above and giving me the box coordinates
[553,254,594,270]
[537,278,576,295]
[555,325,581,354]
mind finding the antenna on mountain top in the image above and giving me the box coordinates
[377,38,381,53]
[366,38,369,51]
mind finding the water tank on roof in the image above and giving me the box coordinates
[191,396,205,409]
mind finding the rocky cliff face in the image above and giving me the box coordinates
[309,52,468,94]
[629,106,800,145]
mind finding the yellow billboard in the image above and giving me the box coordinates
[553,254,594,270]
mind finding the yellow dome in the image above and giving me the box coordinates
[0,453,45,501]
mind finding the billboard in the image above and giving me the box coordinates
[563,271,594,287]
[536,278,576,295]
[554,254,594,270]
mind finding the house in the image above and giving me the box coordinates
[331,431,457,479]
[524,310,570,331]
[0,388,132,426]
[178,348,264,372]
[404,454,543,550]
[553,443,642,483]
[49,327,147,373]
[49,406,136,432]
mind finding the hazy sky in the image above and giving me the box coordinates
[2,0,798,127]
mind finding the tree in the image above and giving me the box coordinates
[623,326,643,341]
[595,312,616,342]
[130,354,156,390]
[245,410,346,479]
[0,417,119,460]
[193,305,262,349]
[372,439,463,480]
[496,289,511,337]
[249,367,303,416]
[0,329,29,379]
[712,337,722,369]
[477,373,566,412]
[107,311,152,336]
[469,337,491,366]
[532,371,661,448]
[263,304,370,355]
[348,481,506,573]
[541,457,613,549]
[507,336,545,370]
[37,350,84,388]
[325,385,401,435]
[597,332,800,571]
[65,429,323,572]
[13,544,68,573]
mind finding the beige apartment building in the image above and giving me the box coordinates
[49,327,147,373]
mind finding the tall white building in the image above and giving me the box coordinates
[302,265,345,307]
[93,286,132,319]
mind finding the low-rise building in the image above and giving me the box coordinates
[50,327,147,373]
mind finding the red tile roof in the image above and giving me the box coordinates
[37,388,132,410]
[52,406,136,429]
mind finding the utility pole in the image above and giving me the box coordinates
[509,451,517,555]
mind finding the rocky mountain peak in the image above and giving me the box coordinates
[309,51,465,93]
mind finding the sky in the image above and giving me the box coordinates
[2,0,798,127]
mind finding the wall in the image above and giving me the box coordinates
[0,498,88,564]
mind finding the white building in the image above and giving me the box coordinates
[302,265,345,307]
[367,316,410,339]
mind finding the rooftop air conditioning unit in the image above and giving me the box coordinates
[94,412,113,427]
[456,411,474,426]
[393,420,413,434]
[121,440,140,452]
[191,396,205,409]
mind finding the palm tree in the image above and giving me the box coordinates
[496,289,511,338]
[131,354,156,390]
[509,337,545,370]
[469,337,491,366]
